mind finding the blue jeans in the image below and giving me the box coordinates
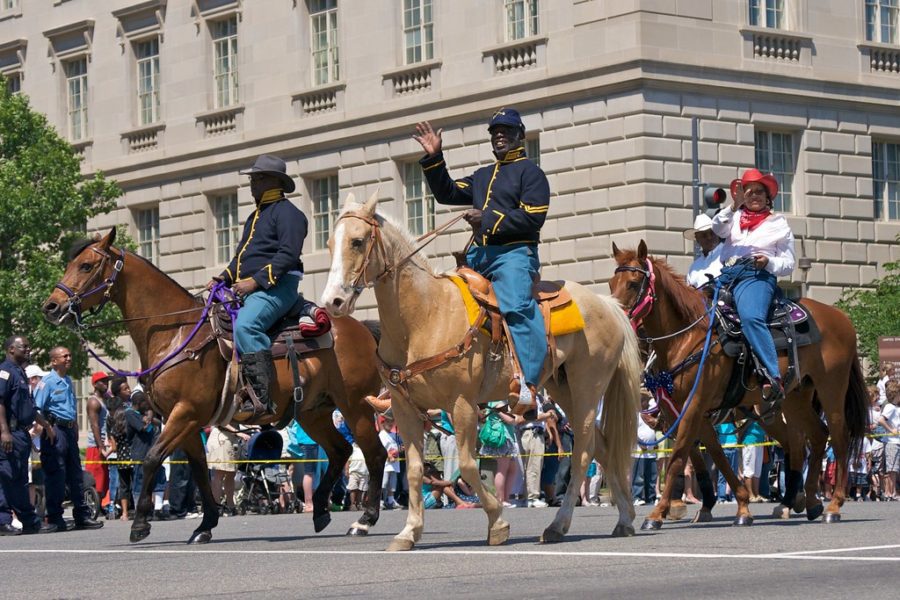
[132,462,167,503]
[632,456,658,502]
[466,244,546,385]
[717,448,740,501]
[234,274,302,354]
[107,465,119,516]
[721,263,780,380]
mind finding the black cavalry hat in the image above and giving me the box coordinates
[240,154,296,193]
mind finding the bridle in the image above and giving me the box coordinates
[54,245,126,328]
[613,258,656,330]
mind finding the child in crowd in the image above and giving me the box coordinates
[379,414,401,510]
[346,442,369,511]
[422,462,478,509]
[848,437,872,501]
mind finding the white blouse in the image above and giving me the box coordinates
[711,205,795,277]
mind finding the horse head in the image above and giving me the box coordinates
[321,190,385,317]
[42,227,124,327]
[610,240,656,326]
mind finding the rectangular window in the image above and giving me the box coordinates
[403,163,434,236]
[64,58,88,141]
[136,207,160,265]
[755,130,795,213]
[213,193,240,265]
[526,136,541,168]
[866,0,900,44]
[211,17,239,108]
[403,0,433,64]
[749,0,785,29]
[5,72,21,95]
[135,38,160,125]
[2,0,19,10]
[873,141,900,221]
[505,0,539,41]
[311,175,340,250]
[310,0,339,86]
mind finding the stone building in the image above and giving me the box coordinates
[3,0,899,399]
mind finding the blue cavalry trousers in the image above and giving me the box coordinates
[466,244,546,386]
[727,266,780,381]
[234,274,301,354]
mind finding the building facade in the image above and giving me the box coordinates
[3,0,900,406]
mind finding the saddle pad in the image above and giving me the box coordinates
[446,274,585,336]
[718,310,821,358]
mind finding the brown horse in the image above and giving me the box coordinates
[321,193,642,550]
[610,241,869,527]
[41,228,386,544]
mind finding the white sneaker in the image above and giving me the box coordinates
[501,501,517,508]
[633,499,646,506]
[185,512,202,519]
[527,499,549,508]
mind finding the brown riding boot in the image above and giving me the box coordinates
[240,349,275,416]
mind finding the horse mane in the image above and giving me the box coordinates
[124,249,198,301]
[68,238,95,261]
[619,248,707,323]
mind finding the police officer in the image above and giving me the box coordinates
[34,346,103,531]
[0,335,55,534]
[414,108,550,407]
[206,154,308,416]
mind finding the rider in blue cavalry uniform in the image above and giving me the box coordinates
[0,336,55,534]
[34,345,104,531]
[206,154,308,416]
[414,108,551,407]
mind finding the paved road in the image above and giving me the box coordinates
[3,502,898,599]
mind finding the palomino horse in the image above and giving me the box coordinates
[41,228,387,544]
[610,241,869,527]
[320,194,642,550]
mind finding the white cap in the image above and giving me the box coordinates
[683,213,714,240]
[25,365,49,379]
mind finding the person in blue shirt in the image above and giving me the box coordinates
[715,422,741,503]
[33,346,103,531]
[206,154,308,417]
[414,108,551,408]
[0,336,55,534]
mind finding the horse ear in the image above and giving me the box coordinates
[612,242,622,261]
[107,227,117,246]
[637,239,648,261]
[343,192,356,208]
[362,189,379,217]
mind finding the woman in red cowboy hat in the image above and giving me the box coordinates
[711,168,796,403]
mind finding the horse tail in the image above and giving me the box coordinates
[599,299,642,486]
[844,353,869,460]
[360,319,381,345]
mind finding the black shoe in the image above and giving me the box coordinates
[0,523,21,536]
[21,522,58,535]
[154,510,177,521]
[73,518,104,530]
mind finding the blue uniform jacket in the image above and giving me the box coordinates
[33,371,77,422]
[0,359,35,431]
[419,146,550,246]
[220,196,308,290]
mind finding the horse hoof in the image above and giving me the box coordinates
[792,493,806,514]
[692,510,713,524]
[667,504,687,521]
[489,521,510,546]
[188,530,212,544]
[540,527,564,544]
[129,527,151,543]
[732,515,753,527]
[640,519,662,531]
[386,538,415,552]
[772,505,791,520]
[313,514,331,533]
[823,512,841,524]
[806,504,824,522]
[346,526,369,536]
[612,523,636,537]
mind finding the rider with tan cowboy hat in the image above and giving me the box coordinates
[712,168,795,403]
[206,155,308,416]
[683,213,723,288]
[414,108,550,407]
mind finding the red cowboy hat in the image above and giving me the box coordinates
[730,168,778,200]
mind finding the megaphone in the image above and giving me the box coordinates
[704,187,727,209]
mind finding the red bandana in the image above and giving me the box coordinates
[739,209,771,232]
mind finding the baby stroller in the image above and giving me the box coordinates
[237,429,293,515]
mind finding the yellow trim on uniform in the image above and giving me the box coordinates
[520,202,548,214]
[263,264,275,286]
[446,274,585,336]
[490,210,505,234]
[455,180,470,189]
[260,189,283,204]
[224,266,233,281]
[234,209,261,282]
[423,160,445,172]
[481,162,502,210]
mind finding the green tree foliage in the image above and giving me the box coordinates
[0,82,126,376]
[837,253,900,377]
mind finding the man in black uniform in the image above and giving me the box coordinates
[0,336,55,534]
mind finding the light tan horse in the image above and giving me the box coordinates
[321,193,642,551]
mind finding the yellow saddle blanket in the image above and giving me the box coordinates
[446,274,585,337]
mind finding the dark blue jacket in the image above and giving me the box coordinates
[419,146,550,246]
[220,197,307,289]
[0,359,35,431]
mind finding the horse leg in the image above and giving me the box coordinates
[385,394,427,552]
[129,427,175,543]
[773,411,808,520]
[689,445,716,524]
[699,422,752,526]
[791,386,827,521]
[592,422,636,535]
[297,404,352,534]
[342,402,386,536]
[182,432,220,544]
